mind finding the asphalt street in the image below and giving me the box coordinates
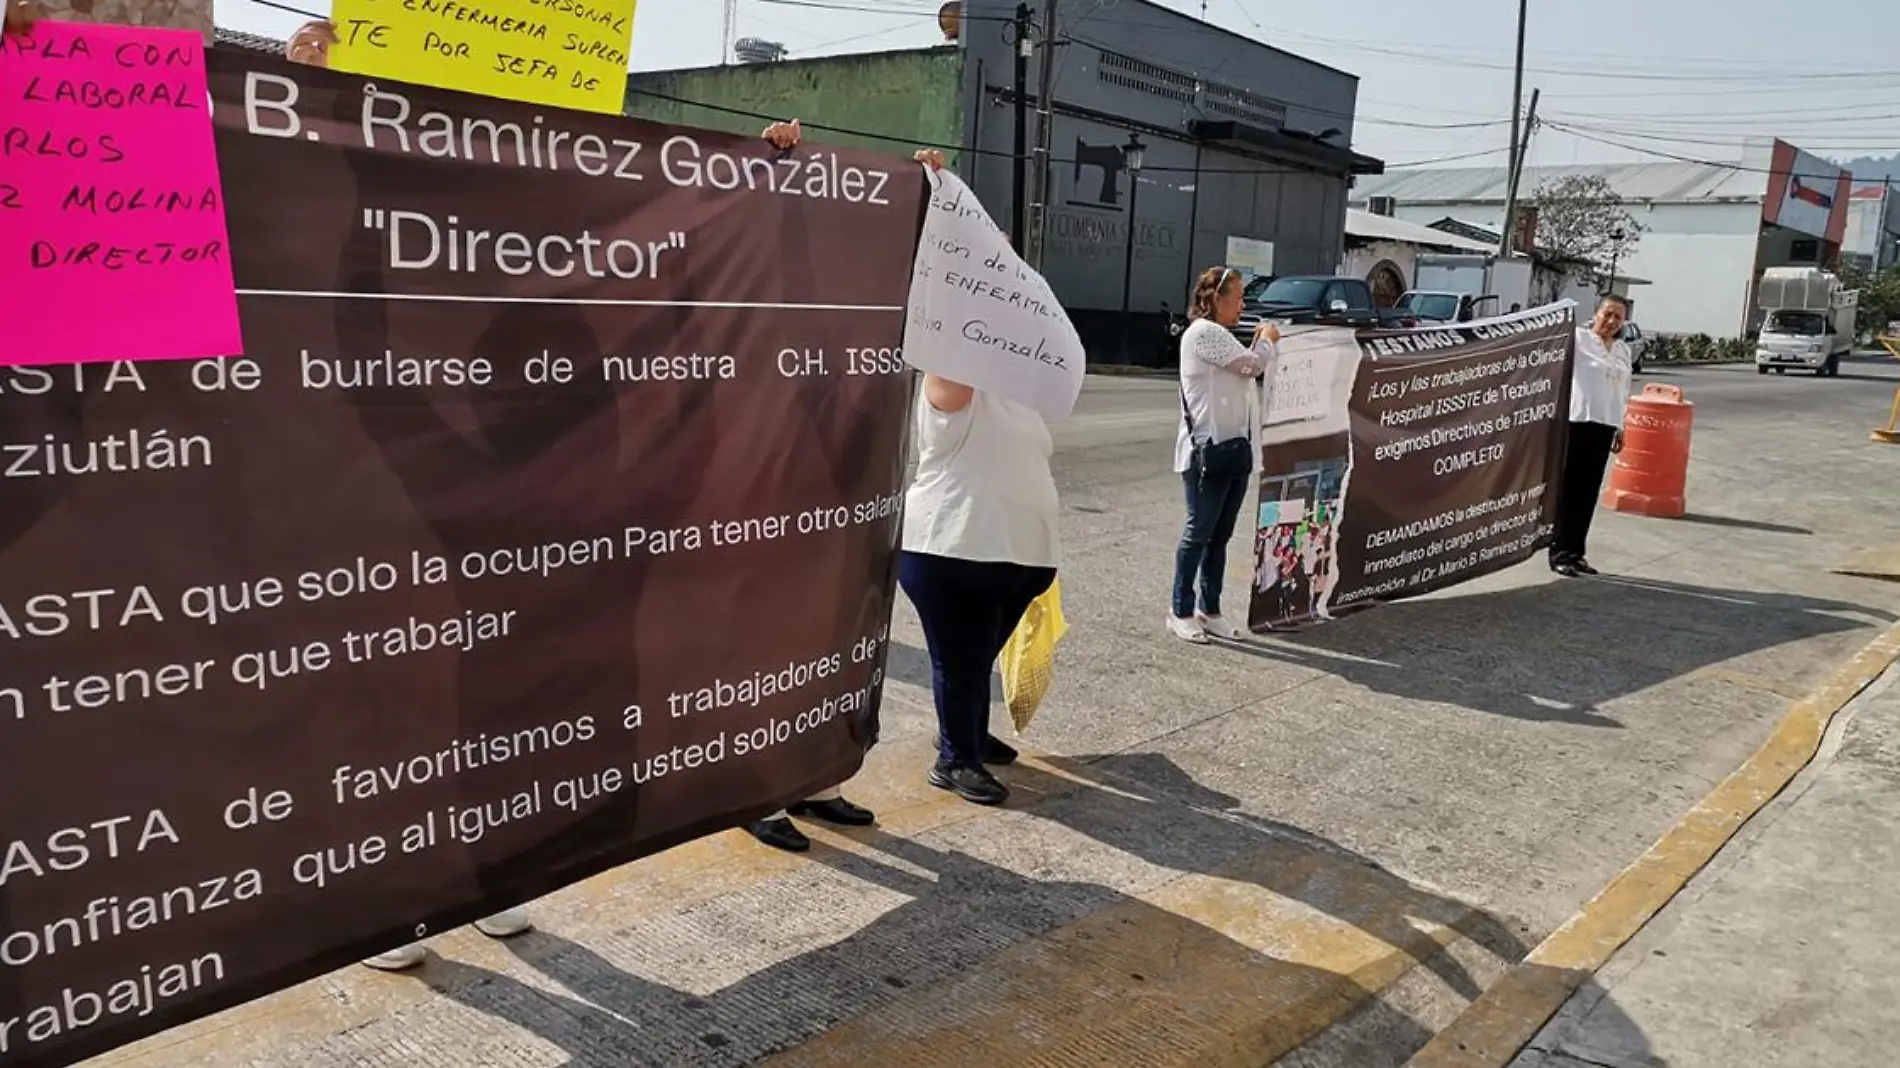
[86,353,1900,1067]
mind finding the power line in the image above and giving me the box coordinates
[225,2,1487,177]
[1540,121,1873,181]
[1551,99,1900,123]
[1550,110,1900,131]
[1545,122,1897,155]
[234,0,1892,177]
[763,0,1900,87]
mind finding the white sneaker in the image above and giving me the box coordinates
[1198,613,1244,641]
[1166,615,1209,643]
[473,908,533,939]
[362,943,428,972]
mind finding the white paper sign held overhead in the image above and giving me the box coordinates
[903,170,1087,418]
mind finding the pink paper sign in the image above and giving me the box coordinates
[0,23,241,367]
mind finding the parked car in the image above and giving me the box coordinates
[1396,290,1497,324]
[1232,275,1388,343]
[1621,322,1648,374]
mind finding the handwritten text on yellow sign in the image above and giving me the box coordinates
[328,0,637,114]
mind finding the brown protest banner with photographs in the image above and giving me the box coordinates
[1249,306,1575,631]
[0,50,922,1068]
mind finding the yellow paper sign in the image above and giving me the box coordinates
[328,0,636,114]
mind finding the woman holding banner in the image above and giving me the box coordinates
[1169,268,1279,644]
[1551,295,1632,578]
[269,26,536,971]
[763,121,1059,808]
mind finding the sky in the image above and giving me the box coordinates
[218,0,1900,174]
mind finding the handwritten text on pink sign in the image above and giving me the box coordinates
[0,23,241,367]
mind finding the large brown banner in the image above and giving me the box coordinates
[0,51,922,1068]
[1250,306,1576,631]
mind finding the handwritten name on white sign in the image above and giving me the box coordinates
[902,170,1086,418]
[1263,331,1333,426]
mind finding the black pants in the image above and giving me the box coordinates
[898,552,1057,769]
[1551,420,1617,565]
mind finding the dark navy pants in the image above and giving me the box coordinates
[1173,455,1250,618]
[898,552,1056,768]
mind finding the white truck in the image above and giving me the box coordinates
[1398,254,1535,323]
[1755,266,1859,377]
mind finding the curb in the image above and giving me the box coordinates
[1405,618,1900,1068]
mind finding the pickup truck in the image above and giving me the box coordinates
[1396,289,1498,324]
[1232,275,1409,342]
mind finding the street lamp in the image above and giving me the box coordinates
[1605,226,1626,296]
[1118,132,1146,363]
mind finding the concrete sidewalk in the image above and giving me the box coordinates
[85,364,1900,1067]
[1514,664,1900,1068]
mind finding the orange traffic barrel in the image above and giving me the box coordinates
[1602,383,1692,518]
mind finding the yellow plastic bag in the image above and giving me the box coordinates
[998,578,1069,734]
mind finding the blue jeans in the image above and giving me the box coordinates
[1173,457,1250,619]
[898,552,1057,768]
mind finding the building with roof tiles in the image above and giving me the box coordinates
[1354,139,1855,338]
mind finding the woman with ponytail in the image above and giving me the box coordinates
[1168,268,1278,643]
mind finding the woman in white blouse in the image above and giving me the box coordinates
[1550,294,1633,577]
[1169,267,1278,643]
[750,127,1054,819]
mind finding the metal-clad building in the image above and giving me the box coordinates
[957,0,1381,360]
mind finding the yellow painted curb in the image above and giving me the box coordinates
[1408,619,1900,1068]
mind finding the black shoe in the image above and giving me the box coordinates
[1572,559,1601,576]
[983,734,1020,766]
[927,761,1010,806]
[1553,562,1583,578]
[789,797,876,826]
[744,817,810,853]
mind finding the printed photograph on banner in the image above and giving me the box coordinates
[0,48,922,1068]
[1248,306,1576,633]
[327,0,637,113]
[903,170,1086,418]
[0,23,241,366]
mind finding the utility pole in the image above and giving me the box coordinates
[1885,177,1896,272]
[721,0,738,64]
[1012,3,1032,254]
[1500,0,1529,256]
[1499,88,1540,257]
[1024,0,1060,271]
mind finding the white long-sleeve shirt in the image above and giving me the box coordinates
[1570,328,1633,428]
[1173,319,1273,473]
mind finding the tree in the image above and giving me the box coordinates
[1530,174,1647,286]
[1839,263,1900,341]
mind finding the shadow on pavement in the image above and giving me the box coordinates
[1019,753,1530,997]
[1672,513,1812,536]
[1507,975,1668,1068]
[403,754,1527,1066]
[1226,576,1885,727]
